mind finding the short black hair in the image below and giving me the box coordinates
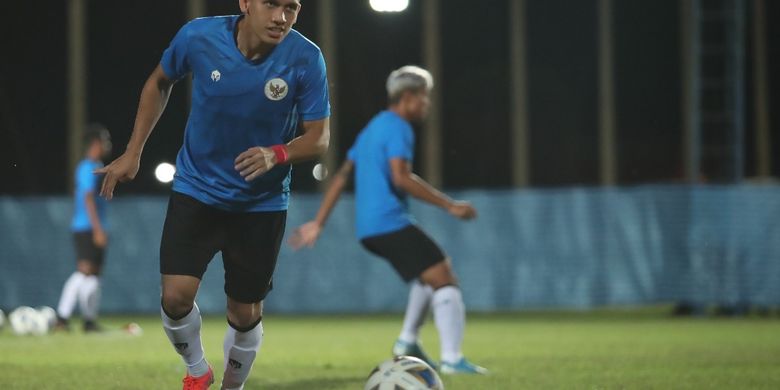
[83,123,110,148]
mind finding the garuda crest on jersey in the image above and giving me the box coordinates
[264,78,289,101]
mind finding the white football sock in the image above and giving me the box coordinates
[78,275,101,321]
[57,271,86,319]
[399,280,433,344]
[162,303,210,377]
[432,286,466,363]
[222,320,263,390]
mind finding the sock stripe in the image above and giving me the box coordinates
[161,299,193,321]
[433,283,460,291]
[227,316,262,333]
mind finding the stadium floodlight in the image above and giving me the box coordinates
[369,0,409,13]
[155,162,176,184]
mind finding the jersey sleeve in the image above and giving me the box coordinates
[160,23,192,81]
[296,51,331,121]
[347,144,356,161]
[385,125,414,162]
[76,163,98,194]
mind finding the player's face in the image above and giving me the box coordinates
[405,90,431,123]
[240,0,301,45]
[101,137,113,158]
[89,138,112,160]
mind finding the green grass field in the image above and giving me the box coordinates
[2,308,779,389]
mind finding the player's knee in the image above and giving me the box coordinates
[86,266,101,276]
[161,290,195,318]
[420,259,458,289]
[226,300,262,329]
[77,261,94,275]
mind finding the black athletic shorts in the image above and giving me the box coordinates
[73,231,105,265]
[360,225,446,282]
[160,192,287,303]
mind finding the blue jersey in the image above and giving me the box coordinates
[71,159,107,232]
[160,16,331,211]
[347,111,416,239]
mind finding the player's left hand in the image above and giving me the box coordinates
[235,147,277,181]
[95,152,141,200]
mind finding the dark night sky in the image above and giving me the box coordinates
[1,0,779,194]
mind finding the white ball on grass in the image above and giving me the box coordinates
[124,322,143,336]
[365,356,444,390]
[36,306,57,329]
[9,306,40,335]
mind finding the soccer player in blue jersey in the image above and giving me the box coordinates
[96,0,329,388]
[290,66,487,375]
[55,124,112,333]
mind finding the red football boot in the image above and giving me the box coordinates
[182,366,214,390]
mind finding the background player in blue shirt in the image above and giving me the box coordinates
[96,1,330,388]
[55,124,112,333]
[290,66,487,375]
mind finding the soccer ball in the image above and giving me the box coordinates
[9,306,48,336]
[36,306,58,329]
[123,322,143,336]
[365,356,444,390]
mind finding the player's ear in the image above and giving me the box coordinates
[239,0,249,14]
[400,90,414,108]
[289,2,301,26]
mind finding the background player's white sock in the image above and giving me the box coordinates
[78,275,100,320]
[432,286,466,363]
[222,319,263,390]
[399,280,433,344]
[162,302,210,377]
[57,271,86,319]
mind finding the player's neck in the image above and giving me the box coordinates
[236,17,274,61]
[389,106,413,122]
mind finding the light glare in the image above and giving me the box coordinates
[369,0,409,13]
[155,162,176,184]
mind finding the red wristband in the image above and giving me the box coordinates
[271,144,289,164]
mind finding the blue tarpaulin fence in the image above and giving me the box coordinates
[1,185,778,314]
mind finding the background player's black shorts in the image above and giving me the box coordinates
[160,192,287,303]
[360,225,447,282]
[73,231,105,265]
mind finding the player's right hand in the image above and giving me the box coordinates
[447,201,477,220]
[93,229,108,248]
[95,152,141,200]
[288,221,322,250]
